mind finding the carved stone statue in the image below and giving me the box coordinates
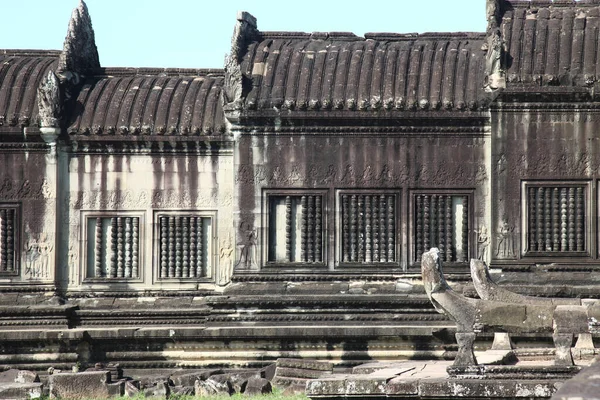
[223,12,258,109]
[37,71,61,128]
[421,248,588,368]
[484,30,505,91]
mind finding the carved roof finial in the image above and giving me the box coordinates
[57,0,100,74]
[223,11,259,109]
[484,0,505,91]
[37,70,62,128]
[486,0,502,34]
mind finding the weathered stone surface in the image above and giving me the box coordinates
[276,358,333,372]
[171,385,195,396]
[170,369,223,387]
[142,381,169,399]
[195,378,232,396]
[552,359,600,400]
[105,381,124,397]
[275,367,326,379]
[241,377,272,395]
[260,364,276,381]
[124,380,140,397]
[0,382,43,399]
[48,371,110,400]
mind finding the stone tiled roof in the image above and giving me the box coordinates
[240,32,488,112]
[0,51,59,131]
[68,68,227,137]
[502,0,600,86]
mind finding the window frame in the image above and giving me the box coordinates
[0,202,20,277]
[80,210,145,283]
[153,210,217,282]
[521,180,591,258]
[262,189,328,269]
[409,189,474,269]
[335,189,401,269]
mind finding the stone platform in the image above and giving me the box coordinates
[306,352,594,400]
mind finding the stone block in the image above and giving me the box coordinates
[286,282,349,294]
[0,382,43,399]
[16,370,39,384]
[171,385,195,396]
[260,364,276,381]
[276,358,333,372]
[305,377,346,396]
[241,377,272,395]
[554,305,589,334]
[170,369,223,386]
[48,371,110,400]
[124,380,140,397]
[195,378,232,396]
[105,381,124,397]
[277,367,328,379]
[142,381,169,399]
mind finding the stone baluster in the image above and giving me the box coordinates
[168,216,175,278]
[461,196,469,262]
[365,195,372,263]
[445,196,453,262]
[182,217,190,278]
[568,188,576,251]
[357,196,364,262]
[387,195,394,262]
[5,210,13,273]
[301,196,307,262]
[285,196,292,262]
[315,196,322,262]
[536,187,544,251]
[196,217,204,277]
[415,195,423,262]
[431,195,438,248]
[110,218,117,278]
[372,195,380,263]
[95,217,103,277]
[117,217,124,278]
[438,196,446,261]
[308,196,315,263]
[342,195,349,262]
[552,188,559,251]
[576,187,584,251]
[160,217,168,278]
[175,217,182,278]
[132,218,139,278]
[560,188,568,251]
[350,195,357,262]
[189,217,197,277]
[0,209,6,271]
[528,187,537,251]
[124,217,132,278]
[379,195,386,262]
[545,188,552,251]
[423,195,431,256]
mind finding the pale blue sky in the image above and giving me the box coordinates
[2,0,486,68]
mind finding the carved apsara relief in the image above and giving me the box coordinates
[218,235,234,285]
[234,222,257,270]
[495,219,516,258]
[24,233,54,280]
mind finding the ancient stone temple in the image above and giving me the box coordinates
[2,0,600,398]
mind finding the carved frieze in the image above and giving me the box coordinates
[236,163,480,187]
[0,178,55,200]
[70,189,232,210]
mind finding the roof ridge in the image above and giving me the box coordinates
[92,67,224,78]
[0,49,61,57]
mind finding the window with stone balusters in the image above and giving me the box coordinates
[413,192,471,264]
[156,213,213,279]
[267,193,324,264]
[339,193,397,265]
[0,204,19,276]
[525,184,587,254]
[86,214,142,279]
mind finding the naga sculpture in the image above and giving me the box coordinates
[422,248,587,367]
